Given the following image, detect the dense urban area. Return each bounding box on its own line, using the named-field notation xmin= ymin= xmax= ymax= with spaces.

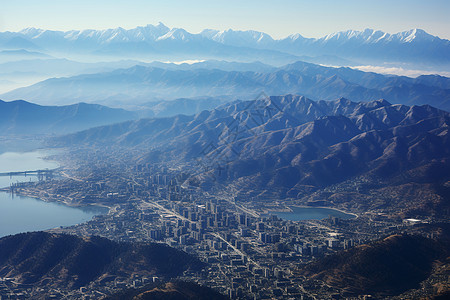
xmin=1 ymin=147 xmax=444 ymax=300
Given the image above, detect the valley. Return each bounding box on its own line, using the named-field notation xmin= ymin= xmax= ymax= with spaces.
xmin=1 ymin=13 xmax=450 ymax=299
xmin=2 ymin=95 xmax=449 ymax=299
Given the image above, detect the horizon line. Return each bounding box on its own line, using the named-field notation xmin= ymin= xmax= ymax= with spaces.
xmin=2 ymin=23 xmax=446 ymax=41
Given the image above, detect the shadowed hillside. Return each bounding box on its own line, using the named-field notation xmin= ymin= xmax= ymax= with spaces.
xmin=297 ymin=234 xmax=449 ymax=297
xmin=0 ymin=232 xmax=203 ymax=290
xmin=108 ymin=281 xmax=229 ymax=300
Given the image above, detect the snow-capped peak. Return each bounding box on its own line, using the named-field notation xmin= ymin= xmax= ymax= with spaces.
xmin=397 ymin=28 xmax=434 ymax=43
xmin=200 ymin=29 xmax=220 ymax=39
xmin=157 ymin=28 xmax=192 ymax=41
xmin=19 ymin=27 xmax=45 ymax=38
xmin=198 ymin=28 xmax=274 ymax=47
xmin=287 ymin=33 xmax=305 ymax=41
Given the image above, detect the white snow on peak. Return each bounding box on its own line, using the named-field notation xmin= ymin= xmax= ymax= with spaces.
xmin=200 ymin=29 xmax=220 ymax=39
xmin=198 ymin=28 xmax=274 ymax=46
xmin=7 ymin=25 xmax=443 ymax=49
xmin=154 ymin=22 xmax=170 ymax=31
xmin=286 ymin=33 xmax=304 ymax=41
xmin=403 ymin=29 xmax=419 ymax=42
xmin=60 ymin=24 xmax=171 ymax=43
xmin=105 ymin=28 xmax=129 ymax=43
xmin=317 ymin=28 xmax=436 ymax=44
xmin=397 ymin=28 xmax=432 ymax=42
xmin=19 ymin=27 xmax=44 ymax=37
xmin=322 ymin=29 xmax=375 ymax=42
xmin=157 ymin=28 xmax=192 ymax=41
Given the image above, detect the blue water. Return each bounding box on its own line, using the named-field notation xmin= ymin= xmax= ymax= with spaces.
xmin=0 ymin=192 xmax=107 ymax=238
xmin=273 ymin=206 xmax=356 ymax=221
xmin=0 ymin=150 xmax=107 ymax=238
xmin=0 ymin=150 xmax=60 ymax=188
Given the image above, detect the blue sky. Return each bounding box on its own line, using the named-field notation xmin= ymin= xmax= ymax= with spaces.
xmin=1 ymin=0 xmax=449 ymax=39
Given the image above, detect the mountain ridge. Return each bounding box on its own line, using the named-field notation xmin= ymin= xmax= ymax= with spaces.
xmin=11 ymin=24 xmax=448 ymax=46
xmin=1 ymin=24 xmax=449 ymax=67
xmin=51 ymin=95 xmax=450 ymax=217
xmin=0 ymin=99 xmax=137 ymax=135
xmin=3 ymin=60 xmax=449 ymax=111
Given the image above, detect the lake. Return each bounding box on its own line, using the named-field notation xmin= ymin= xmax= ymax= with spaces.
xmin=0 ymin=192 xmax=107 ymax=238
xmin=0 ymin=150 xmax=107 ymax=238
xmin=272 ymin=206 xmax=356 ymax=221
xmin=0 ymin=150 xmax=60 ymax=188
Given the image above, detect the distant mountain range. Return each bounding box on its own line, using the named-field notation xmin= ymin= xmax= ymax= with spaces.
xmin=0 ymin=99 xmax=136 ymax=135
xmin=0 ymin=49 xmax=51 ymax=61
xmin=203 ymin=27 xmax=450 ymax=66
xmin=0 ymin=58 xmax=145 ymax=78
xmin=3 ymin=60 xmax=449 ymax=111
xmin=1 ymin=24 xmax=449 ymax=68
xmin=52 ymin=95 xmax=450 ymax=216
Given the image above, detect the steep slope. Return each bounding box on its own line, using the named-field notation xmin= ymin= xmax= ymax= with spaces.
xmin=297 ymin=234 xmax=449 ymax=297
xmin=0 ymin=232 xmax=203 ymax=289
xmin=51 ymin=95 xmax=450 ymax=214
xmin=108 ymin=281 xmax=228 ymax=300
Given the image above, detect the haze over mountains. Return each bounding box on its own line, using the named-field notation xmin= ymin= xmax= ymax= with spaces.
xmin=1 ymin=24 xmax=449 ymax=68
xmin=0 ymin=99 xmax=136 ymax=135
xmin=1 ymin=23 xmax=449 ymax=116
xmin=2 ymin=61 xmax=450 ymax=111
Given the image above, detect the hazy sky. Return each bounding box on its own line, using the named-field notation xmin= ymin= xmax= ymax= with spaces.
xmin=1 ymin=0 xmax=449 ymax=39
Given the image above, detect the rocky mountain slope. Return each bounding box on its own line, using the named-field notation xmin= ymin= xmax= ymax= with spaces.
xmin=52 ymin=95 xmax=450 ymax=216
xmin=0 ymin=232 xmax=202 ymax=290
xmin=108 ymin=281 xmax=228 ymax=300
xmin=297 ymin=233 xmax=449 ymax=298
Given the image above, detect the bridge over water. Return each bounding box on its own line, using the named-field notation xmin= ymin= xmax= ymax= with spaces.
xmin=0 ymin=168 xmax=59 ymax=180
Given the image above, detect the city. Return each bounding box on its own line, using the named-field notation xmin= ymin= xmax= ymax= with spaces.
xmin=1 ymin=146 xmax=442 ymax=299
xmin=1 ymin=2 xmax=450 ymax=299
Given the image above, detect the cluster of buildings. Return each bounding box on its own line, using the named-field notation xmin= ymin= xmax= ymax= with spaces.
xmin=1 ymin=153 xmax=435 ymax=299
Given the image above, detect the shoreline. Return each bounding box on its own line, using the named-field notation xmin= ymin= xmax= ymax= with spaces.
xmin=0 ymin=189 xmax=109 ymax=238
xmin=0 ymin=148 xmax=111 ymax=214
xmin=0 ymin=188 xmax=110 ymax=214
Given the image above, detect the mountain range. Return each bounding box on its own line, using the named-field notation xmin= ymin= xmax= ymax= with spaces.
xmin=0 ymin=99 xmax=136 ymax=135
xmin=1 ymin=24 xmax=449 ymax=69
xmin=52 ymin=95 xmax=450 ymax=216
xmin=2 ymin=60 xmax=450 ymax=111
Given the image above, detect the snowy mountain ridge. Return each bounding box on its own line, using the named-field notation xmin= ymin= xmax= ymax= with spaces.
xmin=11 ymin=23 xmax=445 ymax=45
xmin=1 ymin=24 xmax=448 ymax=67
